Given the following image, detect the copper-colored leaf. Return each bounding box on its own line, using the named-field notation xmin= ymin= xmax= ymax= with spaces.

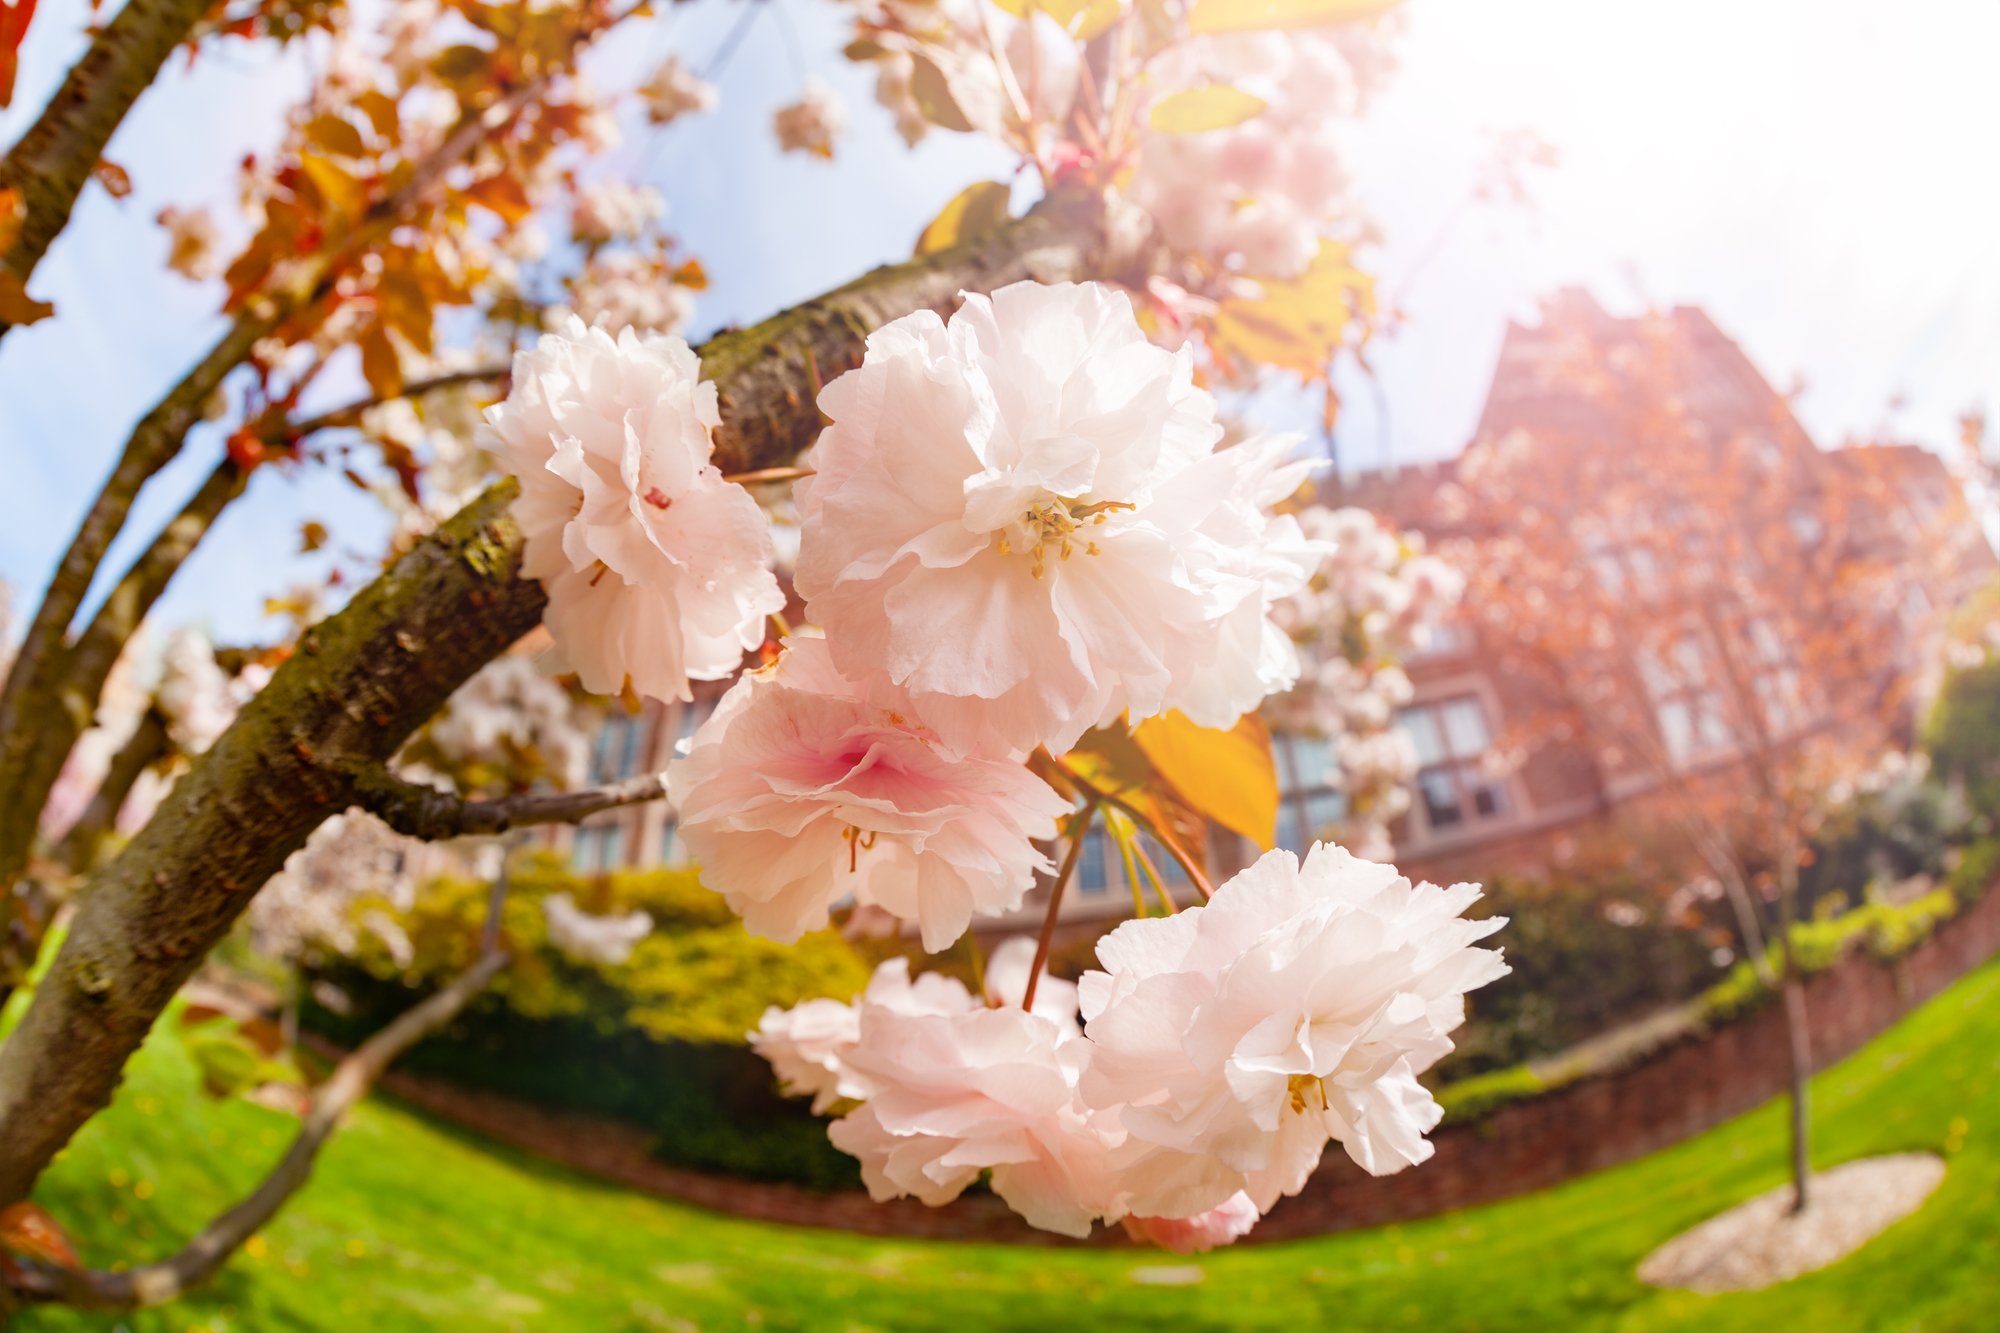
xmin=0 ymin=186 xmax=23 ymax=256
xmin=359 ymin=324 xmax=403 ymax=401
xmin=0 ymin=1202 xmax=78 ymax=1269
xmin=0 ymin=268 xmax=52 ymax=325
xmin=91 ymin=158 xmax=132 ymax=199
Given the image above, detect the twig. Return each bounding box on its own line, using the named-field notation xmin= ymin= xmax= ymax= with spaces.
xmin=1048 ymin=754 xmax=1214 ymax=901
xmin=1022 ymin=806 xmax=1093 ymax=1013
xmin=350 ymin=770 xmax=668 ymax=842
xmin=7 ymin=933 xmax=511 ymax=1310
xmin=288 ymin=366 xmax=512 ymax=439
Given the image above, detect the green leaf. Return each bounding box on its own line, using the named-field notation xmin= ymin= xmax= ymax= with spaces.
xmin=1148 ymin=84 xmax=1267 ymax=134
xmin=1133 ymin=710 xmax=1280 ymax=850
xmin=1187 ymin=0 xmax=1398 ymax=34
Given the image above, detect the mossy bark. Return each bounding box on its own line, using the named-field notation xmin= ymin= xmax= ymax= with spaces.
xmin=0 ymin=187 xmax=1111 ymax=1213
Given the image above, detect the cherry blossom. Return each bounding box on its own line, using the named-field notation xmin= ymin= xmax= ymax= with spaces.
xmin=156 ymin=205 xmax=223 ymax=281
xmin=795 ymin=279 xmax=1315 ymax=755
xmin=570 ymin=180 xmax=666 ymax=246
xmin=1121 ymin=1192 xmax=1261 ymax=1253
xmin=826 ymin=992 xmax=1125 ymax=1237
xmin=542 ymin=892 xmax=653 ymax=966
xmin=639 ymin=55 xmax=718 ymax=126
xmin=491 ymin=318 xmax=784 ymax=703
xmin=667 ymin=638 xmax=1070 ymax=949
xmin=773 ymin=79 xmax=847 ymax=158
xmin=1079 ymin=843 xmax=1508 ymax=1219
xmin=421 ymin=654 xmax=591 ymax=792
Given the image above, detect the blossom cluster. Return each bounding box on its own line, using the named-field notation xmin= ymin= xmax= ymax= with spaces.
xmin=491 ymin=279 xmax=1505 ymax=1246
xmin=1267 ymin=507 xmax=1465 ymax=857
xmin=754 ymin=846 xmax=1507 ymax=1246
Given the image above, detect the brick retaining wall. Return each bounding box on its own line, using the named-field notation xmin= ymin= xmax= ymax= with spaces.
xmin=365 ymin=884 xmax=2000 ymax=1245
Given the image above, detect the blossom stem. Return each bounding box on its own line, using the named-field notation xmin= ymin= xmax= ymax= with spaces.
xmin=1022 ymin=804 xmax=1094 ymax=1013
xmin=1049 ymin=755 xmax=1214 ymax=901
xmin=721 ymin=466 xmax=816 ymax=486
xmin=1131 ymin=838 xmax=1178 ymax=915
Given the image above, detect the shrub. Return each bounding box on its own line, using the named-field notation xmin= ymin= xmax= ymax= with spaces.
xmin=1926 ymin=656 xmax=2000 ymax=821
xmin=306 ymin=853 xmax=873 ymax=1189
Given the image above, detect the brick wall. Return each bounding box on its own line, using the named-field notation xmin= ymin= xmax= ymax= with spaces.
xmin=368 ymin=884 xmax=2000 ymax=1245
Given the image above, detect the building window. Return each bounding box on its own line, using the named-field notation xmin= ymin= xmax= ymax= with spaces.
xmin=1639 ymin=633 xmax=1731 ymax=765
xmin=589 ymin=712 xmax=647 ymax=784
xmin=571 ymin=821 xmax=627 ymax=873
xmin=1274 ymin=733 xmax=1349 ymax=853
xmin=1745 ymin=617 xmax=1808 ymax=735
xmin=1396 ymin=695 xmax=1508 ymax=833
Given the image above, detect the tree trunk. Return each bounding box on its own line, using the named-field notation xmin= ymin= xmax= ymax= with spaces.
xmin=1781 ymin=970 xmax=1813 ymax=1214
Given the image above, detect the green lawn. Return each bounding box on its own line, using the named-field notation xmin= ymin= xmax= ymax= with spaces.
xmin=17 ymin=959 xmax=2000 ymax=1332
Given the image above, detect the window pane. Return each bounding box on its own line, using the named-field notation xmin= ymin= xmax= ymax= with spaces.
xmin=1078 ymin=831 xmax=1109 ymax=895
xmin=1398 ymin=707 xmax=1446 ymax=767
xmin=600 ymin=821 xmax=625 ymax=870
xmin=1465 ymin=767 xmax=1508 ymax=819
xmin=1303 ymin=789 xmax=1348 ymax=836
xmin=1658 ymin=700 xmax=1693 ymax=762
xmin=1441 ymin=697 xmax=1491 ymax=756
xmin=1419 ymin=768 xmax=1463 ymax=828
xmin=1290 ymin=734 xmax=1335 ymax=790
xmin=618 ymin=715 xmax=643 ymax=778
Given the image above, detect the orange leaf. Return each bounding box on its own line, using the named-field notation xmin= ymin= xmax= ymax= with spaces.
xmin=0 ymin=268 xmax=52 ymax=325
xmin=91 ymin=158 xmax=132 ymax=199
xmin=0 ymin=185 xmax=23 ymax=256
xmin=0 ymin=1202 xmax=78 ymax=1269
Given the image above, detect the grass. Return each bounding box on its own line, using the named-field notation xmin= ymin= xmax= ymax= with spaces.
xmin=16 ymin=959 xmax=2000 ymax=1332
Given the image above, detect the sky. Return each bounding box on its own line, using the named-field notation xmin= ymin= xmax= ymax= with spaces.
xmin=1 ymin=0 xmax=1996 ymax=645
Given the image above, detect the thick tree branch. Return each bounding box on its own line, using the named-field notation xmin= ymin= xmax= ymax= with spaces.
xmin=0 ymin=0 xmax=217 ymax=338
xmin=0 ymin=188 xmax=1112 ymax=1211
xmin=7 ymin=946 xmax=509 ymax=1310
xmin=353 ymin=770 xmax=666 ymax=841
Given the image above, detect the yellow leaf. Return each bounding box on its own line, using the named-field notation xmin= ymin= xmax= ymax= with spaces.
xmin=304 ymin=112 xmax=367 ymax=159
xmin=991 ymin=0 xmax=1123 ymax=36
xmin=1133 ymin=710 xmax=1279 ymax=850
xmin=1211 ymin=240 xmax=1374 ymax=381
xmin=915 ymin=180 xmax=1013 ymax=256
xmin=1188 ymin=0 xmax=1398 ymax=34
xmin=1148 ymin=84 xmax=1266 ymax=134
xmin=299 ymin=153 xmax=364 ymax=223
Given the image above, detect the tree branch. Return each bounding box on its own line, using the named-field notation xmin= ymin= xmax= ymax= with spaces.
xmin=0 ymin=73 xmax=570 ymax=897
xmin=0 ymin=0 xmax=217 ymax=338
xmin=289 ymin=366 xmax=513 ymax=440
xmin=6 ymin=945 xmax=509 ymax=1311
xmin=0 ymin=188 xmax=1112 ymax=1212
xmin=0 ymin=458 xmax=246 ymax=923
xmin=352 ymin=770 xmax=666 ymax=841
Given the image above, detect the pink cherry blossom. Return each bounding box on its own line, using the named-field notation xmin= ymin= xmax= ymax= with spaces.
xmin=1079 ymin=843 xmax=1508 ymax=1219
xmin=491 ymin=318 xmax=784 ymax=704
xmin=773 ymin=79 xmax=846 ymax=158
xmin=667 ymin=638 xmax=1072 ymax=949
xmin=827 ymin=999 xmax=1126 ymax=1238
xmin=795 ymin=279 xmax=1313 ymax=755
xmin=1121 ymin=1192 xmax=1260 ymax=1253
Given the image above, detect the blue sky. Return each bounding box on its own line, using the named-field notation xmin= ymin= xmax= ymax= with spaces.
xmin=2 ymin=0 xmax=1995 ymax=645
